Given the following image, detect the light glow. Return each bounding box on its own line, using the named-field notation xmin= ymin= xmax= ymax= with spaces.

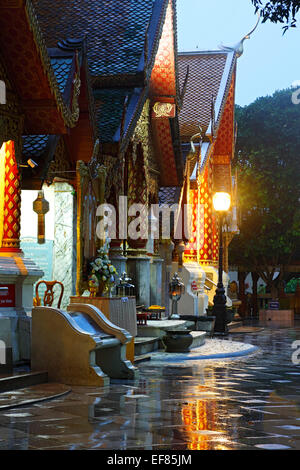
xmin=212 ymin=192 xmax=231 ymax=212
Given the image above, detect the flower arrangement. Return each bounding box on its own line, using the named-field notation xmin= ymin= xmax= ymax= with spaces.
xmin=88 ymin=239 xmax=118 ymax=296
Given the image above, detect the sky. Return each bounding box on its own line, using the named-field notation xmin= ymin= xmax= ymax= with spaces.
xmin=177 ymin=0 xmax=300 ymax=106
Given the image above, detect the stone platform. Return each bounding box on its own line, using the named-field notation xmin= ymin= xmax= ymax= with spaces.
xmin=137 ymin=319 xmax=194 ymax=338
xmin=146 ymin=338 xmax=259 ymax=364
xmin=0 ymin=370 xmax=48 ymax=393
xmin=0 ymin=382 xmax=71 ymax=410
xmin=135 ymin=319 xmax=206 ymax=357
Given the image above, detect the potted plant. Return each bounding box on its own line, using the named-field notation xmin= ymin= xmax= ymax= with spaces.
xmin=88 ymin=239 xmax=118 ymax=297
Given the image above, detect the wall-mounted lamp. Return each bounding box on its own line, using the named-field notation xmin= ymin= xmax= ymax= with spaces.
xmin=18 ymin=159 xmax=38 ymax=169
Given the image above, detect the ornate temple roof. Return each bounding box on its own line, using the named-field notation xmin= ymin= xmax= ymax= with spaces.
xmin=33 ymin=0 xmax=166 ymax=80
xmin=33 ymin=0 xmax=171 ymax=152
xmin=29 ymin=0 xmax=183 ymax=188
xmin=21 ymin=44 xmax=84 ymax=181
xmin=50 ymin=56 xmax=74 ymax=95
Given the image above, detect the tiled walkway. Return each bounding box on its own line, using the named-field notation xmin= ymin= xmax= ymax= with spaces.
xmin=0 ymin=322 xmax=299 ymax=450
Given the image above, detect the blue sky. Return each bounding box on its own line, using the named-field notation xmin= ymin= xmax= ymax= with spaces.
xmin=177 ymin=0 xmax=300 ymax=106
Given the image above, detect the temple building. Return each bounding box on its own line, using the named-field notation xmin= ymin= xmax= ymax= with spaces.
xmin=0 ymin=1 xmax=89 ymax=363
xmin=161 ymin=49 xmax=240 ymax=316
xmin=30 ymin=0 xmax=184 ymax=309
xmin=0 ymin=0 xmax=185 ymax=364
xmin=0 ymin=0 xmax=241 ymax=367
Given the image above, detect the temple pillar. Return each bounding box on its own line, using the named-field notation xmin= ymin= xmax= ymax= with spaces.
xmin=159 ymin=240 xmax=174 ymax=316
xmin=150 ymin=256 xmax=163 ymax=306
xmin=0 ymin=140 xmax=22 ymax=254
xmin=110 ymin=240 xmax=127 ymax=286
xmin=107 ymin=188 xmax=127 ymax=282
xmin=0 ymin=141 xmax=43 ymax=366
xmin=127 ymin=250 xmax=150 ymax=307
xmin=53 ymin=181 xmax=77 ymax=308
xmin=126 ymin=142 xmax=151 ymax=307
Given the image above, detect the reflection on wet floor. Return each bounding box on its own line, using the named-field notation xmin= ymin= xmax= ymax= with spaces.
xmin=0 ymin=322 xmax=299 ymax=450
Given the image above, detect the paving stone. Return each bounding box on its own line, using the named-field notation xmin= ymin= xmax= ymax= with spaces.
xmin=0 ymin=321 xmax=299 ymax=450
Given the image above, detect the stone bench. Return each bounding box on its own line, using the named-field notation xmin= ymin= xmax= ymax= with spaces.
xmin=31 ymin=303 xmax=138 ymax=386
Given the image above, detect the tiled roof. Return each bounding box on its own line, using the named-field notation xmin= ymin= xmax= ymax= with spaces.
xmin=22 ymin=135 xmax=49 ymax=158
xmin=33 ymin=0 xmax=163 ymax=78
xmin=178 ymin=52 xmax=228 ymax=141
xmin=50 ymin=57 xmax=73 ymax=94
xmin=159 ymin=186 xmax=181 ymax=206
xmin=94 ymin=88 xmax=135 ymax=143
xmin=21 ymin=135 xmax=61 ymax=186
xmin=32 ymin=0 xmax=169 ymax=149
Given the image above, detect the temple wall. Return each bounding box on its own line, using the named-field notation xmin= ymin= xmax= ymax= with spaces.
xmin=20 ymin=182 xmax=76 ymax=309
xmin=53 ymin=182 xmax=76 ymax=308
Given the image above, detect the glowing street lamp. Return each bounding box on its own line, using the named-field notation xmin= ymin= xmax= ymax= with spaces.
xmin=212 ymin=191 xmax=231 ymax=335
xmin=212 ymin=192 xmax=231 ymax=212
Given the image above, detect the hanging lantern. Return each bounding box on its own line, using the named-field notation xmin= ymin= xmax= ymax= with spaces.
xmin=33 ymin=190 xmax=49 ymax=244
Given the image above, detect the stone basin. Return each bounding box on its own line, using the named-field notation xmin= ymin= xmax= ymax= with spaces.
xmin=162 ymin=329 xmax=193 ymax=353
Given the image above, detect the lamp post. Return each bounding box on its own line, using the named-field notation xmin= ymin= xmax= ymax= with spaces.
xmin=212 ymin=192 xmax=231 ymax=335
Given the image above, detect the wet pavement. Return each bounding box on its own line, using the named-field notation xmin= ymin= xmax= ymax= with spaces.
xmin=0 ymin=322 xmax=299 ymax=450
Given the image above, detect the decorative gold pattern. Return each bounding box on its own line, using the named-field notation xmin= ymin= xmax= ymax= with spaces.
xmin=0 ymin=141 xmax=22 ymax=252
xmin=76 ymin=141 xmax=107 ymax=295
xmin=153 ymin=102 xmax=174 ymax=118
xmin=47 ymin=137 xmax=72 ymax=179
xmin=131 ymin=99 xmax=158 ymax=201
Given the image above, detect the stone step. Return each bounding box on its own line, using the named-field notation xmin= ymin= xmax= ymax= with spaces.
xmin=134 ymin=354 xmax=152 ymax=364
xmin=190 ymin=331 xmax=206 ymax=348
xmin=0 ymin=371 xmax=48 ymax=393
xmin=137 ymin=319 xmax=195 ymax=339
xmin=0 ymin=382 xmax=71 ymax=410
xmin=134 ymin=330 xmax=206 ymax=357
xmin=135 ymin=337 xmax=160 ymax=356
xmin=228 ymin=321 xmax=243 ymax=330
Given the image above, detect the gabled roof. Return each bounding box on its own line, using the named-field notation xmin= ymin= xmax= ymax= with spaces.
xmin=33 ymin=0 xmax=170 ymax=152
xmin=22 ymin=135 xmax=49 ymax=159
xmin=178 ymin=50 xmax=237 ymax=172
xmin=178 ymin=51 xmax=236 ymax=142
xmin=50 ymin=56 xmax=74 ymax=95
xmin=20 ymin=40 xmax=86 ymax=186
xmin=32 ymin=0 xmax=183 ymax=187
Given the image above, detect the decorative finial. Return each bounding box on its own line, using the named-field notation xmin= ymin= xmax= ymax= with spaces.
xmin=190 ymin=126 xmax=204 ymax=154
xmin=218 ymin=12 xmax=260 ymax=58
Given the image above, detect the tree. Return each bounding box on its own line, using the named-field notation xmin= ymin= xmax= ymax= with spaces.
xmin=230 ymin=88 xmax=300 ymax=300
xmin=251 ymin=0 xmax=300 ymax=32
